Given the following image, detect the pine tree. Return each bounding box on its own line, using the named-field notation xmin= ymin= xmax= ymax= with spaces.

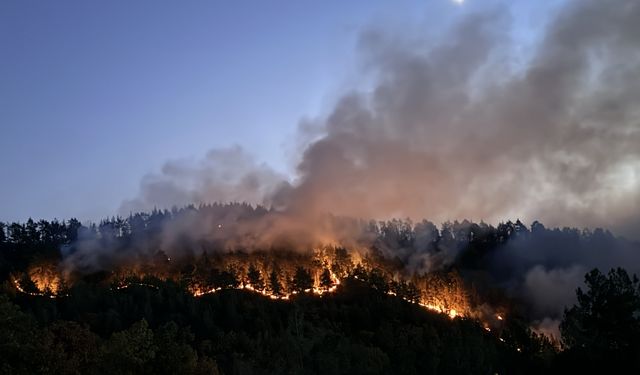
xmin=247 ymin=264 xmax=264 ymax=290
xmin=292 ymin=267 xmax=313 ymax=293
xmin=269 ymin=267 xmax=283 ymax=296
xmin=320 ymin=268 xmax=333 ymax=289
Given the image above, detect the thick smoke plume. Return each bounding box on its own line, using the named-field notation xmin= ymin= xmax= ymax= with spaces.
xmin=109 ymin=0 xmax=640 ymax=334
xmin=124 ymin=0 xmax=640 ymax=239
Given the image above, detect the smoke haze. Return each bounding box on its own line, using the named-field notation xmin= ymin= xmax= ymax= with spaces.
xmin=123 ymin=0 xmax=640 ymax=240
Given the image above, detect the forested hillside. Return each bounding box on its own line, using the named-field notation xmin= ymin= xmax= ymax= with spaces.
xmin=1 ymin=205 xmax=639 ymax=374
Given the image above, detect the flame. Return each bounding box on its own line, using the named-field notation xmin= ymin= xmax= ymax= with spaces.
xmin=8 ymin=247 xmax=522 ymax=350
xmin=9 ymin=260 xmax=522 ymax=353
xmin=11 ymin=276 xmax=57 ymax=299
xmin=28 ymin=264 xmax=61 ymax=295
xmin=418 ymin=302 xmax=461 ymax=319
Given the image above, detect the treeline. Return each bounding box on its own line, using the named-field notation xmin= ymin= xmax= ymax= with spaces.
xmin=2 ymin=205 xmax=640 ymax=373
xmin=0 ymin=202 xmax=631 ymax=277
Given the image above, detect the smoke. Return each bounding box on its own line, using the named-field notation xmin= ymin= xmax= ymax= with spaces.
xmin=523 ymin=265 xmax=584 ymax=319
xmin=276 ymin=0 xmax=640 ymax=236
xmin=124 ymin=0 xmax=640 ymax=240
xmin=532 ymin=317 xmax=562 ymax=343
xmin=100 ymin=0 xmax=640 ymax=327
xmin=120 ymin=146 xmax=287 ymax=214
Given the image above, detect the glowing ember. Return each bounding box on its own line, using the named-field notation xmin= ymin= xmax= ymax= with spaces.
xmin=115 ymin=282 xmax=160 ymax=291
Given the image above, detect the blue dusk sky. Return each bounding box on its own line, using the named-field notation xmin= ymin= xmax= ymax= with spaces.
xmin=1 ymin=0 xmax=564 ymax=222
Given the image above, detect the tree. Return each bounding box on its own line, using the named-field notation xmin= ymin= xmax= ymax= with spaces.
xmin=368 ymin=268 xmax=389 ymax=294
xmin=560 ymin=268 xmax=640 ymax=371
xmin=25 ymin=218 xmax=38 ymax=244
xmin=0 ymin=295 xmax=48 ymax=373
xmin=331 ymin=247 xmax=352 ymax=278
xmin=219 ymin=268 xmax=240 ymax=289
xmin=0 ymin=222 xmax=7 ymax=245
xmin=320 ymin=268 xmax=333 ymax=289
xmin=44 ymin=321 xmax=100 ymax=374
xmin=292 ymin=267 xmax=313 ymax=293
xmin=561 ymin=268 xmax=640 ymax=348
xmin=151 ymin=322 xmax=198 ymax=374
xmin=268 ymin=267 xmax=283 ymax=297
xmin=247 ymin=264 xmax=264 ymax=290
xmin=99 ymin=320 xmax=156 ymax=375
xmin=8 ymin=222 xmax=26 ymax=245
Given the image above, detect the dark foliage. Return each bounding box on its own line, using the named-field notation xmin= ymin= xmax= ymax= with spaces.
xmin=556 ymin=268 xmax=640 ymax=373
xmin=1 ymin=206 xmax=639 ymax=373
xmin=1 ymin=278 xmax=551 ymax=375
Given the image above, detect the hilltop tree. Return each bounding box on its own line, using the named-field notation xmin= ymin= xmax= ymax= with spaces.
xmin=331 ymin=247 xmax=352 ymax=278
xmin=268 ymin=267 xmax=283 ymax=297
xmin=247 ymin=264 xmax=264 ymax=290
xmin=218 ymin=268 xmax=240 ymax=289
xmin=320 ymin=268 xmax=333 ymax=289
xmin=292 ymin=267 xmax=313 ymax=293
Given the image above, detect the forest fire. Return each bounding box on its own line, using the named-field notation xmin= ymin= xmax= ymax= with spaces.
xmin=8 ymin=213 xmax=593 ymax=369
xmin=190 ymin=262 xmax=342 ymax=301
xmin=4 ymin=0 xmax=640 ymax=371
xmin=28 ymin=263 xmax=62 ymax=294
xmin=11 ymin=276 xmax=56 ymax=298
xmin=10 ymin=247 xmax=487 ymax=324
xmin=9 ymin=262 xmax=63 ymax=298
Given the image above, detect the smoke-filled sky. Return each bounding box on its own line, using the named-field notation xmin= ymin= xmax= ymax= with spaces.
xmin=2 ymin=0 xmax=639 ymax=239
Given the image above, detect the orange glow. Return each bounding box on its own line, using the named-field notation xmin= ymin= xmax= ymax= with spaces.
xmin=7 ymin=247 xmax=518 ymax=348
xmin=11 ymin=276 xmax=57 ymax=298
xmin=28 ymin=264 xmax=62 ymax=295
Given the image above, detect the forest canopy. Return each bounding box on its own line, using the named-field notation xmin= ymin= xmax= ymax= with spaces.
xmin=1 ymin=204 xmax=640 ymax=373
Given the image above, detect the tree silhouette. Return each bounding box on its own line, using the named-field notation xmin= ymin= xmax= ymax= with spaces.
xmin=292 ymin=267 xmax=313 ymax=293
xmin=268 ymin=267 xmax=283 ymax=297
xmin=560 ymin=268 xmax=640 ymax=371
xmin=320 ymin=268 xmax=333 ymax=289
xmin=247 ymin=264 xmax=264 ymax=290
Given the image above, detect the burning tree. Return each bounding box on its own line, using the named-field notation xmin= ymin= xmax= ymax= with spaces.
xmin=17 ymin=260 xmax=64 ymax=296
xmin=247 ymin=264 xmax=264 ymax=290
xmin=292 ymin=266 xmax=313 ymax=293
xmin=268 ymin=266 xmax=284 ymax=297
xmin=320 ymin=268 xmax=333 ymax=289
xmin=420 ymin=270 xmax=470 ymax=317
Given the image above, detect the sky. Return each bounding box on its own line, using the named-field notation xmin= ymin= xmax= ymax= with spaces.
xmin=1 ymin=0 xmax=572 ymax=223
